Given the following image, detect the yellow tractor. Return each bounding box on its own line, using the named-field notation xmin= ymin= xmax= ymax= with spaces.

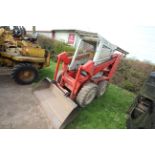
xmin=0 ymin=26 xmax=50 ymax=84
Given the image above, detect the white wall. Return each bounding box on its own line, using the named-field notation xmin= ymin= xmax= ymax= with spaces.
xmin=55 ymin=32 xmax=80 ymax=48
xmin=27 ymin=31 xmax=81 ymax=48
xmin=55 ymin=32 xmax=70 ymax=43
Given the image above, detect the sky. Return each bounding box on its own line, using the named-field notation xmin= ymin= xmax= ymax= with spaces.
xmin=2 ymin=0 xmax=155 ymax=63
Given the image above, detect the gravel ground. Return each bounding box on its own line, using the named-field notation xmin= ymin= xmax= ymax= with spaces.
xmin=0 ymin=75 xmax=50 ymax=129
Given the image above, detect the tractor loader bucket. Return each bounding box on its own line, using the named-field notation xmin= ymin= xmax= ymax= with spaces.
xmin=33 ymin=78 xmax=78 ymax=129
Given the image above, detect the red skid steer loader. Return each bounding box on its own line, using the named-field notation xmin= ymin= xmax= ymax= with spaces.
xmin=33 ymin=34 xmax=128 ymax=128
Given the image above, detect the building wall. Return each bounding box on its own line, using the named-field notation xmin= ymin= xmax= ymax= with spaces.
xmin=54 ymin=31 xmax=80 ymax=48
xmin=54 ymin=32 xmax=70 ymax=43
xmin=27 ymin=30 xmax=81 ymax=48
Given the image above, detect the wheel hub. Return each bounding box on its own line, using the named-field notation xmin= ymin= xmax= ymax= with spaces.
xmin=19 ymin=70 xmax=35 ymax=82
xmin=85 ymin=89 xmax=96 ymax=105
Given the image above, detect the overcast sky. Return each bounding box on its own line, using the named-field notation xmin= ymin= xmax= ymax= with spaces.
xmin=2 ymin=0 xmax=155 ymax=63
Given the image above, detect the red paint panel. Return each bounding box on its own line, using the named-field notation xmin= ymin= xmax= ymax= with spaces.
xmin=55 ymin=52 xmax=122 ymax=100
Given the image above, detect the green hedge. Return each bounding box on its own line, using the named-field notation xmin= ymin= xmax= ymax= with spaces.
xmin=37 ymin=35 xmax=75 ymax=60
xmin=112 ymin=58 xmax=155 ymax=93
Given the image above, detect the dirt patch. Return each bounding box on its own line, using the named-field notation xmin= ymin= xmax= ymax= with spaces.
xmin=0 ymin=75 xmax=50 ymax=129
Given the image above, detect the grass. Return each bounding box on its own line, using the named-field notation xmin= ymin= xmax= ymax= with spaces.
xmin=39 ymin=60 xmax=135 ymax=129
xmin=66 ymin=85 xmax=134 ymax=129
xmin=39 ymin=61 xmax=56 ymax=80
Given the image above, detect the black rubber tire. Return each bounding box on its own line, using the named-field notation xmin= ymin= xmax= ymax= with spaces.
xmin=11 ymin=63 xmax=38 ymax=85
xmin=56 ymin=70 xmax=63 ymax=83
xmin=76 ymin=82 xmax=98 ymax=107
xmin=96 ymin=81 xmax=108 ymax=97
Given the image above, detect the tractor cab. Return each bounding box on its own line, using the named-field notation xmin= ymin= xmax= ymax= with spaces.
xmin=69 ymin=35 xmax=117 ymax=70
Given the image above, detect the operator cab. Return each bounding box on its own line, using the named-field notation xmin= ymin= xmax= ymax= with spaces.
xmin=69 ymin=35 xmax=117 ymax=70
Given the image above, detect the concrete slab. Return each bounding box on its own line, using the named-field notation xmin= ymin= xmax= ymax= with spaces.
xmin=0 ymin=75 xmax=50 ymax=129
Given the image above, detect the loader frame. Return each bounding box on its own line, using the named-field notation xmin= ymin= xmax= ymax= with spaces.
xmin=54 ymin=52 xmax=122 ymax=100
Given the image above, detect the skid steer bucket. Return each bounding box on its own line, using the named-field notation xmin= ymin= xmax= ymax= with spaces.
xmin=33 ymin=78 xmax=78 ymax=129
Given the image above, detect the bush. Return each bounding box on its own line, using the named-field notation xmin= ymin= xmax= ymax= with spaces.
xmin=112 ymin=58 xmax=155 ymax=93
xmin=37 ymin=35 xmax=54 ymax=52
xmin=37 ymin=35 xmax=75 ymax=60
